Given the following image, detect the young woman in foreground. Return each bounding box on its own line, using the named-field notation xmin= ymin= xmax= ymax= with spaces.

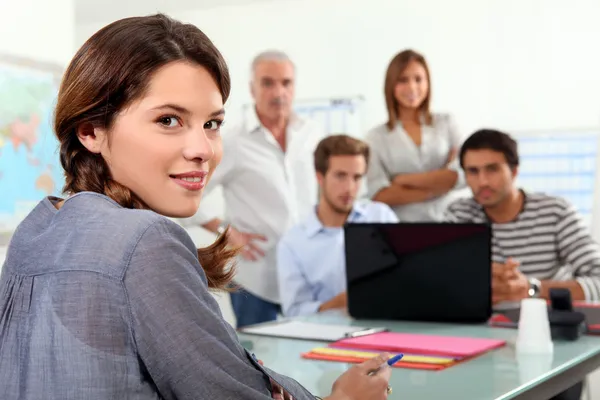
xmin=0 ymin=14 xmax=392 ymax=400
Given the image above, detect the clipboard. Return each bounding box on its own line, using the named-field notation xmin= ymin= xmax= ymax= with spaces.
xmin=238 ymin=320 xmax=388 ymax=342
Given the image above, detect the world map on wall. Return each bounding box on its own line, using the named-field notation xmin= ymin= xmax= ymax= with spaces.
xmin=0 ymin=58 xmax=64 ymax=234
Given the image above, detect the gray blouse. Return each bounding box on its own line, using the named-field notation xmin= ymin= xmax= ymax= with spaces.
xmin=365 ymin=113 xmax=466 ymax=222
xmin=0 ymin=192 xmax=314 ymax=400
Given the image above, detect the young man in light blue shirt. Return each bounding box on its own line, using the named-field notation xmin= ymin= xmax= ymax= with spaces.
xmin=277 ymin=135 xmax=398 ymax=317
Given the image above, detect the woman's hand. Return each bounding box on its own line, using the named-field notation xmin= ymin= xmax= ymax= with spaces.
xmin=259 ymin=355 xmax=393 ymax=400
xmin=270 ymin=379 xmax=293 ymax=400
xmin=258 ymin=360 xmax=294 ymax=400
xmin=392 ymin=174 xmax=407 ymax=186
xmin=325 ymin=354 xmax=392 ymax=400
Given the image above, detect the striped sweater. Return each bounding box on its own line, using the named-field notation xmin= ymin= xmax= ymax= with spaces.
xmin=444 ymin=191 xmax=600 ymax=301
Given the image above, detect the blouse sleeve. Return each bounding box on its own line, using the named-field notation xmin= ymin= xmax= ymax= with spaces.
xmin=444 ymin=114 xmax=466 ymax=188
xmin=366 ymin=130 xmax=393 ymax=199
xmin=123 ymin=218 xmax=312 ymax=400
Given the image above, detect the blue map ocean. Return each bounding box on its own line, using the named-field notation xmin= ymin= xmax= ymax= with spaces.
xmin=0 ymin=63 xmax=64 ymax=229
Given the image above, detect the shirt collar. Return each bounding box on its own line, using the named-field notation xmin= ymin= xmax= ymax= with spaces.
xmin=244 ymin=106 xmax=303 ymax=134
xmin=244 ymin=106 xmax=263 ymax=133
xmin=480 ymin=188 xmax=528 ymax=223
xmin=304 ymin=201 xmax=368 ymax=238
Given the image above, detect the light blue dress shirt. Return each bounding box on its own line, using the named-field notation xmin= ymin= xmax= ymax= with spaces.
xmin=276 ymin=200 xmax=398 ymax=317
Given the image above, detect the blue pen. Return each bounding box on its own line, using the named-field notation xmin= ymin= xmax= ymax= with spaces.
xmin=368 ymin=354 xmax=404 ymax=375
xmin=386 ymin=354 xmax=404 ymax=366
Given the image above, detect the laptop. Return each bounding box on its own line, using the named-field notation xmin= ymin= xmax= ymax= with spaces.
xmin=344 ymin=222 xmax=492 ymax=323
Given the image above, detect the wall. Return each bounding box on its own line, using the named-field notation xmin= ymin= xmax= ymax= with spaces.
xmin=0 ymin=0 xmax=75 ymax=268
xmin=174 ymin=0 xmax=600 ymax=133
xmin=1 ymin=0 xmax=74 ymax=66
xmin=76 ymin=0 xmax=600 ymax=136
xmin=76 ymin=0 xmax=600 ymax=246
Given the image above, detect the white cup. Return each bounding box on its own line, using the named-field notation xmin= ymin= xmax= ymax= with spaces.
xmin=516 ymin=298 xmax=553 ymax=355
xmin=516 ymin=352 xmax=554 ymax=384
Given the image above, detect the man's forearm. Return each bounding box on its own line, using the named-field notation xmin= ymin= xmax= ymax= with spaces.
xmin=318 ymin=293 xmax=347 ymax=312
xmin=541 ymin=280 xmax=585 ymax=301
xmin=201 ymin=218 xmax=223 ymax=234
xmin=394 ymin=169 xmax=458 ymax=195
xmin=318 ymin=298 xmax=341 ymax=313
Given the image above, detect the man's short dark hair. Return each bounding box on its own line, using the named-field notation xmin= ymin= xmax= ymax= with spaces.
xmin=459 ymin=129 xmax=519 ymax=169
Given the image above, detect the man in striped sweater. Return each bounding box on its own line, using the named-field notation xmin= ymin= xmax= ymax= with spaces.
xmin=446 ymin=128 xmax=595 ymax=400
xmin=445 ymin=129 xmax=600 ymax=306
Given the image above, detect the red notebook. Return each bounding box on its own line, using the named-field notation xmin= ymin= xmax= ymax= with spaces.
xmin=333 ymin=332 xmax=506 ymax=358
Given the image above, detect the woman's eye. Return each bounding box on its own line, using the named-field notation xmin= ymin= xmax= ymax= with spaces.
xmin=204 ymin=120 xmax=223 ymax=130
xmin=158 ymin=116 xmax=180 ymax=128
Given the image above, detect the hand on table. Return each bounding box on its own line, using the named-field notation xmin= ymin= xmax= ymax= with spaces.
xmin=226 ymin=227 xmax=267 ymax=261
xmin=492 ymin=258 xmax=529 ymax=304
xmin=259 ymin=354 xmax=393 ymax=400
xmin=326 ymin=354 xmax=393 ymax=400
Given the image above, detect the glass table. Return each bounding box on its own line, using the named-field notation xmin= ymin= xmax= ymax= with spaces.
xmin=238 ymin=312 xmax=600 ymax=399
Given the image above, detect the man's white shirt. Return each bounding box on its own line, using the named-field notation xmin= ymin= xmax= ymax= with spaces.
xmin=182 ymin=109 xmax=326 ymax=303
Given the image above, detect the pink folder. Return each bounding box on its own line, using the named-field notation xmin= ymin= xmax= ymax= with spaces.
xmin=334 ymin=332 xmax=506 ymax=358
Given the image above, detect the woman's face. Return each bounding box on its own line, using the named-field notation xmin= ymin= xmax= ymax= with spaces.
xmin=393 ymin=60 xmax=429 ymax=111
xmin=81 ymin=61 xmax=225 ymax=218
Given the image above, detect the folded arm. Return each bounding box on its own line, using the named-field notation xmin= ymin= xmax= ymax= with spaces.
xmin=372 ymin=185 xmax=435 ymax=206
xmin=392 ymin=144 xmax=459 ymax=196
xmin=367 ymin=145 xmax=435 ymax=206
xmin=392 ymin=169 xmax=458 ymax=196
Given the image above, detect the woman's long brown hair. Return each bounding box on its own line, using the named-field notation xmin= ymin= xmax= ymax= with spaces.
xmin=384 ymin=49 xmax=432 ymax=131
xmin=54 ymin=14 xmax=236 ymax=289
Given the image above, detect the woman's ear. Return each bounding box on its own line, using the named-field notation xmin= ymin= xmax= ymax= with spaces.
xmin=76 ymin=122 xmax=107 ymax=154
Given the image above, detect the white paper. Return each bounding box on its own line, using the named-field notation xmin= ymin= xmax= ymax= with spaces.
xmin=239 ymin=321 xmax=369 ymax=342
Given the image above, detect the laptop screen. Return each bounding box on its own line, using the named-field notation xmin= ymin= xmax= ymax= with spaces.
xmin=344 ymin=222 xmax=492 ymax=323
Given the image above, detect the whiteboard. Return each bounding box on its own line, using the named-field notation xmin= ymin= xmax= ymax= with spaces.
xmin=294 ymin=96 xmax=366 ymax=137
xmin=513 ymin=129 xmax=600 ymax=238
xmin=243 ymin=96 xmax=366 ymax=137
